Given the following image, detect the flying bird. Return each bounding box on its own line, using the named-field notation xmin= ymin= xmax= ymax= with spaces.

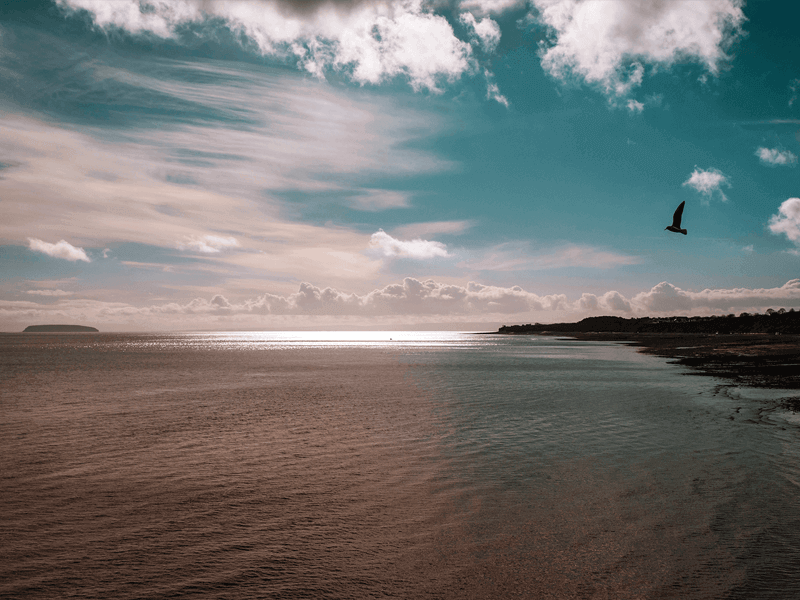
xmin=665 ymin=201 xmax=687 ymax=235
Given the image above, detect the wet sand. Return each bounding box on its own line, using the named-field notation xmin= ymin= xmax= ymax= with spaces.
xmin=538 ymin=332 xmax=800 ymax=401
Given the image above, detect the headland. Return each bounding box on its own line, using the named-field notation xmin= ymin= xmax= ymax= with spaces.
xmin=498 ymin=311 xmax=800 ymax=393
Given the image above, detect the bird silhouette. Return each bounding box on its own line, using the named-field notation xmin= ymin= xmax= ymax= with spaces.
xmin=665 ymin=201 xmax=687 ymax=235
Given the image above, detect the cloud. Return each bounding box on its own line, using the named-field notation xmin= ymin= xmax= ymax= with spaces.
xmin=577 ymin=290 xmax=632 ymax=312
xmin=460 ymin=12 xmax=501 ymax=53
xmin=369 ymin=229 xmax=450 ymax=259
xmin=0 ymin=75 xmax=446 ymax=288
xmin=532 ymin=0 xmax=746 ymax=100
xmin=104 ymin=278 xmax=569 ymax=317
xmin=683 ymin=167 xmax=730 ymax=202
xmin=460 ymin=0 xmax=526 ymax=16
xmin=768 ymin=198 xmax=800 ymax=245
xmin=484 ymin=68 xmax=509 ymax=106
xmin=392 ymin=220 xmax=474 ymax=239
xmin=756 ymin=147 xmax=798 ymax=167
xmin=348 ymin=189 xmax=412 ymax=210
xmin=176 ymin=235 xmax=240 ymax=253
xmin=460 ymin=242 xmax=640 ymax=271
xmin=790 ymin=78 xmax=800 ymax=107
xmin=626 ymin=99 xmax=644 ymax=113
xmin=27 ymin=238 xmax=91 ymax=262
xmin=56 ymin=0 xmax=477 ymax=93
xmin=9 ymin=278 xmax=800 ymax=332
xmin=25 ymin=289 xmax=74 ymax=296
xmin=633 ymin=280 xmax=800 ymax=313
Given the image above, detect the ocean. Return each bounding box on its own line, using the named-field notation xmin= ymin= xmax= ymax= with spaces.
xmin=2 ymin=331 xmax=799 ymax=599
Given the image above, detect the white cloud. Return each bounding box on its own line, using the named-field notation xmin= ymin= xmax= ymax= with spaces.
xmin=532 ymin=0 xmax=746 ymax=100
xmin=577 ymin=290 xmax=632 ymax=312
xmin=460 ymin=12 xmax=501 ymax=53
xmin=769 ymin=198 xmax=800 ymax=245
xmin=176 ymin=235 xmax=240 ymax=253
xmin=683 ymin=167 xmax=730 ymax=202
xmin=27 ymin=238 xmax=91 ymax=262
xmin=113 ymin=278 xmax=569 ymax=316
xmin=626 ymin=99 xmax=644 ymax=113
xmin=369 ymin=229 xmax=450 ymax=259
xmin=633 ymin=280 xmax=800 ymax=313
xmin=7 ymin=278 xmax=800 ymax=331
xmin=756 ymin=147 xmax=798 ymax=167
xmin=57 ymin=0 xmax=476 ymax=93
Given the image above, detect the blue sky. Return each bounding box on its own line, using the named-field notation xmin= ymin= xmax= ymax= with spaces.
xmin=1 ymin=0 xmax=799 ymax=331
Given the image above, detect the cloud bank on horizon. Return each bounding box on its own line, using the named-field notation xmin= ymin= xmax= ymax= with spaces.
xmin=2 ymin=0 xmax=800 ymax=330
xmin=4 ymin=278 xmax=800 ymax=331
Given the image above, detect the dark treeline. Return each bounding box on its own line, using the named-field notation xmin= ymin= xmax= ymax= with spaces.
xmin=499 ymin=309 xmax=800 ymax=335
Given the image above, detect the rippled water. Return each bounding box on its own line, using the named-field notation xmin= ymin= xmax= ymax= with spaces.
xmin=2 ymin=332 xmax=799 ymax=598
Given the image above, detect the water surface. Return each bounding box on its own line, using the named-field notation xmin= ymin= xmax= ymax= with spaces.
xmin=2 ymin=332 xmax=799 ymax=598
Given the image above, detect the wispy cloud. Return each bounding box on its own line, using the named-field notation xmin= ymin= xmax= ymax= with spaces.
xmin=0 ymin=64 xmax=449 ymax=288
xmin=25 ymin=289 xmax=74 ymax=296
xmin=392 ymin=220 xmax=474 ymax=239
xmin=27 ymin=238 xmax=91 ymax=262
xmin=369 ymin=230 xmax=449 ymax=259
xmin=756 ymin=147 xmax=797 ymax=167
xmin=790 ymin=78 xmax=800 ymax=107
xmin=460 ymin=242 xmax=640 ymax=272
xmin=683 ymin=167 xmax=730 ymax=202
xmin=768 ymin=198 xmax=800 ymax=245
xmin=532 ymin=0 xmax=746 ymax=101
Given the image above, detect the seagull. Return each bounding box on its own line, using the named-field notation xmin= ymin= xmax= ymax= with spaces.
xmin=665 ymin=201 xmax=687 ymax=235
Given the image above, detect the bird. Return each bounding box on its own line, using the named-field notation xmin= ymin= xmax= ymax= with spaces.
xmin=665 ymin=201 xmax=687 ymax=235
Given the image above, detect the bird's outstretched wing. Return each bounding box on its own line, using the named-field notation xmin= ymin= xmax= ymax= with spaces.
xmin=672 ymin=201 xmax=685 ymax=228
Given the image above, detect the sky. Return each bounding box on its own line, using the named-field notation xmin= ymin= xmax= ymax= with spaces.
xmin=1 ymin=0 xmax=799 ymax=331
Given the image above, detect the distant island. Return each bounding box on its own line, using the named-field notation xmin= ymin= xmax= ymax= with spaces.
xmin=499 ymin=309 xmax=800 ymax=335
xmin=23 ymin=325 xmax=99 ymax=333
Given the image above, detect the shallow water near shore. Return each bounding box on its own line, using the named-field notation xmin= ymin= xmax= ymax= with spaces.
xmin=2 ymin=332 xmax=800 ymax=598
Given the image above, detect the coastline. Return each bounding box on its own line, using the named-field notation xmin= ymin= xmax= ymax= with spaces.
xmin=524 ymin=331 xmax=800 ymax=401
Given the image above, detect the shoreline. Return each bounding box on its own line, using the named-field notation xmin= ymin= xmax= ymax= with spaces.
xmin=523 ymin=331 xmax=800 ymax=401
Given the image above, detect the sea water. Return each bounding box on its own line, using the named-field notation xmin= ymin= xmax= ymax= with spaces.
xmin=2 ymin=332 xmax=799 ymax=598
